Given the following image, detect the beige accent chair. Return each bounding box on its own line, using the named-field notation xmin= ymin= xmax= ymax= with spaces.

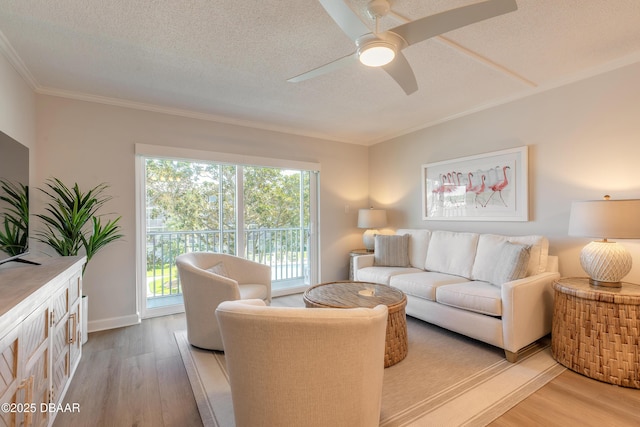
xmin=175 ymin=252 xmax=271 ymax=351
xmin=215 ymin=299 xmax=388 ymax=427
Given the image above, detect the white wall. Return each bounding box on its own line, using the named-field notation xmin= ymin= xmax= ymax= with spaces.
xmin=35 ymin=96 xmax=369 ymax=329
xmin=369 ymin=61 xmax=640 ymax=284
xmin=0 ymin=53 xmax=36 ymax=173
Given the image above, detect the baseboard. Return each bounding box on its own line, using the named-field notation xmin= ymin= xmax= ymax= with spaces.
xmin=87 ymin=313 xmax=141 ymax=333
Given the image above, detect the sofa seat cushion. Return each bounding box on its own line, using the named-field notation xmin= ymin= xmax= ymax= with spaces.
xmin=356 ymin=266 xmax=422 ymax=285
xmin=390 ymin=272 xmax=469 ymax=301
xmin=424 ymin=231 xmax=479 ymax=278
xmin=435 ymin=281 xmax=502 ymax=316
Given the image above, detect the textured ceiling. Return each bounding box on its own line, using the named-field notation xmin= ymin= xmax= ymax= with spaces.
xmin=1 ymin=0 xmax=640 ymax=145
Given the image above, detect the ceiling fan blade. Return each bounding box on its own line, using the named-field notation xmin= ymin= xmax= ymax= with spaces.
xmin=382 ymin=52 xmax=418 ymax=95
xmin=391 ymin=0 xmax=517 ymax=46
xmin=318 ymin=0 xmax=372 ymax=42
xmin=287 ymin=53 xmax=356 ymax=83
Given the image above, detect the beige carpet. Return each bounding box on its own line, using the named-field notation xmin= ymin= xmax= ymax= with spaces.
xmin=176 ymin=295 xmax=565 ymax=427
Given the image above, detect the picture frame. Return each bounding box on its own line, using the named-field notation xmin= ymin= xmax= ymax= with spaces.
xmin=422 ymin=146 xmax=528 ymax=221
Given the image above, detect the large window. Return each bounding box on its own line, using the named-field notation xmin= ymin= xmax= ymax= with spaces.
xmin=136 ymin=145 xmax=319 ymax=318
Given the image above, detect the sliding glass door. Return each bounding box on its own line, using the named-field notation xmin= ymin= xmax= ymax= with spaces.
xmin=138 ymin=150 xmax=319 ymax=318
xmin=243 ymin=166 xmax=313 ymax=292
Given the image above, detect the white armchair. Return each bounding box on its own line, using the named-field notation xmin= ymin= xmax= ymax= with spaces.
xmin=215 ymin=299 xmax=388 ymax=427
xmin=175 ymin=252 xmax=271 ymax=351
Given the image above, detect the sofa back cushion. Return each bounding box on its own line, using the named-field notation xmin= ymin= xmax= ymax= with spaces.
xmin=424 ymin=231 xmax=479 ymax=278
xmin=396 ymin=229 xmax=431 ymax=269
xmin=471 ymin=234 xmax=549 ymax=282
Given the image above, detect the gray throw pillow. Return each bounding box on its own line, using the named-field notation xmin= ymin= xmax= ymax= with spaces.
xmin=374 ymin=234 xmax=410 ymax=267
xmin=491 ymin=242 xmax=531 ymax=287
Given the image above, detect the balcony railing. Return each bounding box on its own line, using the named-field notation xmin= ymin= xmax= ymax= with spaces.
xmin=146 ymin=227 xmax=309 ymax=301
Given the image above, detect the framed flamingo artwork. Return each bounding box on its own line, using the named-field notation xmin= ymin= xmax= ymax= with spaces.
xmin=422 ymin=146 xmax=528 ymax=221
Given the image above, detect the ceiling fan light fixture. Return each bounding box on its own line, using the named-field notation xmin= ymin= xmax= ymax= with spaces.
xmin=358 ymin=41 xmax=396 ymax=67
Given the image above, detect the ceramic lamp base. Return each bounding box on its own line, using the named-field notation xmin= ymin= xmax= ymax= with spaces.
xmin=362 ymin=229 xmax=379 ymax=251
xmin=580 ymin=240 xmax=631 ymax=288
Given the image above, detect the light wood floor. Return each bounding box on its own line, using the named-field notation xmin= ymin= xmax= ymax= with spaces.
xmin=55 ymin=301 xmax=640 ymax=427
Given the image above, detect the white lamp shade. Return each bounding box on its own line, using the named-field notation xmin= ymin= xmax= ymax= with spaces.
xmin=357 ymin=209 xmax=387 ymax=229
xmin=568 ymin=199 xmax=640 ymax=239
xmin=358 ymin=208 xmax=387 ymax=251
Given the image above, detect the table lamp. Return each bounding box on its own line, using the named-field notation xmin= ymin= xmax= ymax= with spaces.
xmin=357 ymin=208 xmax=387 ymax=251
xmin=568 ymin=195 xmax=640 ymax=287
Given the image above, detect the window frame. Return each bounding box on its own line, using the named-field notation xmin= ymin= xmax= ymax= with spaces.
xmin=135 ymin=144 xmax=321 ymax=319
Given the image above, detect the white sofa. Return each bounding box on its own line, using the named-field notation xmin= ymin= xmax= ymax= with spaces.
xmin=353 ymin=229 xmax=560 ymax=362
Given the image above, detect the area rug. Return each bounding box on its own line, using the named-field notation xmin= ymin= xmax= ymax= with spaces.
xmin=176 ymin=297 xmax=565 ymax=427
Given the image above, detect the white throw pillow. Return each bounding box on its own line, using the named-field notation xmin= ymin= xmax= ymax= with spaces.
xmin=374 ymin=234 xmax=410 ymax=267
xmin=207 ymin=262 xmax=229 ymax=277
xmin=490 ymin=242 xmax=531 ymax=287
xmin=472 ymin=234 xmax=549 ymax=281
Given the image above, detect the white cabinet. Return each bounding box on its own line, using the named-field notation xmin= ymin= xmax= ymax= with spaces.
xmin=50 ymin=268 xmax=82 ymax=407
xmin=0 ymin=256 xmax=85 ymax=427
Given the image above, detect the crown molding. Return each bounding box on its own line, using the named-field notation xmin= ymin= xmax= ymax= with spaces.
xmin=34 ymin=86 xmax=367 ymax=146
xmin=28 ymin=83 xmax=369 ymax=147
xmin=0 ymin=29 xmax=39 ymax=89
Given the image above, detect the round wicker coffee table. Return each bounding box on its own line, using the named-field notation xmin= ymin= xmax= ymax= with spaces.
xmin=551 ymin=277 xmax=640 ymax=389
xmin=303 ymin=281 xmax=408 ymax=367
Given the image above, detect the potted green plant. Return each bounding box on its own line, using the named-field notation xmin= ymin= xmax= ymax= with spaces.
xmin=36 ymin=178 xmax=123 ymax=343
xmin=36 ymin=178 xmax=123 ymax=269
xmin=0 ymin=179 xmax=29 ymax=256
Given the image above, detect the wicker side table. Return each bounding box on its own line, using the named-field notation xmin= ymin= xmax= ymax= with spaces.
xmin=303 ymin=281 xmax=408 ymax=367
xmin=551 ymin=277 xmax=640 ymax=389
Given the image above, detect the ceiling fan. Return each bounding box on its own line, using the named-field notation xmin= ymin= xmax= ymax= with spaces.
xmin=288 ymin=0 xmax=518 ymax=95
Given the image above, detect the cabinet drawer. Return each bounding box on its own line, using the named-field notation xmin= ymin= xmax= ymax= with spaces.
xmin=0 ymin=326 xmax=20 ymax=407
xmin=22 ymin=304 xmax=50 ymax=364
xmin=69 ymin=301 xmax=82 ymax=370
xmin=51 ymin=286 xmax=69 ymax=328
xmin=24 ymin=344 xmax=50 ymax=427
xmin=69 ymin=271 xmax=82 ymax=304
xmin=51 ymin=343 xmax=70 ymax=406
